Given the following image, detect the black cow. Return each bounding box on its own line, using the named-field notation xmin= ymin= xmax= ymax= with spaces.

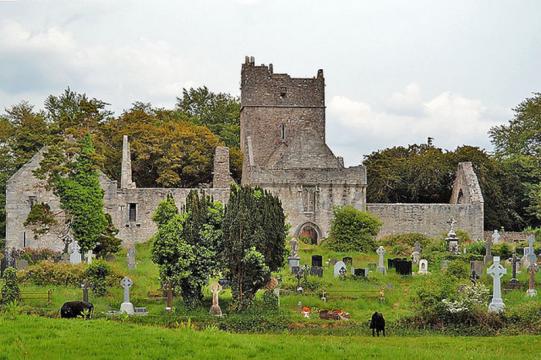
xmin=369 ymin=312 xmax=385 ymax=337
xmin=60 ymin=301 xmax=94 ymax=319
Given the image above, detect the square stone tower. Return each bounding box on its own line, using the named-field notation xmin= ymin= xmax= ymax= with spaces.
xmin=240 ymin=56 xmax=367 ymax=243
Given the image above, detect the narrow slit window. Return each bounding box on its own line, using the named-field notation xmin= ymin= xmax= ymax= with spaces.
xmin=280 ymin=123 xmax=286 ymax=141
xmin=280 ymin=87 xmax=287 ymax=98
xmin=128 ymin=203 xmax=137 ymax=222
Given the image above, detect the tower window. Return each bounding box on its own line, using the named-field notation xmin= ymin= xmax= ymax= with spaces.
xmin=280 ymin=123 xmax=286 ymax=141
xmin=128 ymin=203 xmax=137 ymax=222
xmin=279 ymin=87 xmax=287 ymax=98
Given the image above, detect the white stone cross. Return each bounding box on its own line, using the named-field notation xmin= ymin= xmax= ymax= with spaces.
xmin=120 ymin=276 xmax=134 ymax=315
xmin=376 ymin=246 xmax=386 ymax=274
xmin=86 ymin=250 xmax=95 ymax=265
xmin=487 ymin=256 xmax=507 ymax=313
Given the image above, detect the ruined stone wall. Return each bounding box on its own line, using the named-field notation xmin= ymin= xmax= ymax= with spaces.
xmin=111 ymin=188 xmax=230 ymax=244
xmin=367 ymin=203 xmax=484 ymax=240
xmin=212 ymin=146 xmax=233 ymax=188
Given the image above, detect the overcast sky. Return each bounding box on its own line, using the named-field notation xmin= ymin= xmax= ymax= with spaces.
xmin=1 ymin=0 xmax=540 ymax=165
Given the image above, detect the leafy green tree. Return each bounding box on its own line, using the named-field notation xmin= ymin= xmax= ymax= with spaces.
xmin=176 ymin=86 xmax=240 ymax=148
xmin=222 ymin=186 xmax=286 ymax=311
xmin=151 ymin=190 xmax=224 ymax=308
xmin=36 ymin=134 xmax=108 ymax=253
xmin=326 ymin=205 xmax=382 ymax=252
xmin=94 ymin=214 xmax=122 ymax=259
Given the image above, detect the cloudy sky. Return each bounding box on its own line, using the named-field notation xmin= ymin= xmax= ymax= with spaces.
xmin=1 ymin=0 xmax=540 ymax=164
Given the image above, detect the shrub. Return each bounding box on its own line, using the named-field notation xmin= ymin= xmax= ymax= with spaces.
xmin=326 ymin=206 xmax=382 ymax=252
xmin=465 ymin=241 xmax=485 ymax=256
xmin=1 ymin=267 xmax=20 ymax=304
xmin=85 ymin=261 xmax=112 ymax=296
xmin=20 ymin=261 xmax=85 ymax=286
xmin=446 ymin=260 xmax=469 ymax=279
xmin=492 ymin=243 xmax=512 ymax=259
xmin=379 ymin=233 xmax=433 ymax=256
xmin=11 ymin=248 xmax=62 ymax=264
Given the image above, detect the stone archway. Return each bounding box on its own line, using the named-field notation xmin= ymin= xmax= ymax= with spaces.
xmin=296 ymin=222 xmax=322 ymax=245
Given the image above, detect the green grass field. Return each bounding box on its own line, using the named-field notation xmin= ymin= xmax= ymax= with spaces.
xmin=1 ymin=315 xmax=539 ymax=360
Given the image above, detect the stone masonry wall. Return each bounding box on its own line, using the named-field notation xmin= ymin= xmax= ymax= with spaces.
xmin=367 ymin=203 xmax=484 ymax=240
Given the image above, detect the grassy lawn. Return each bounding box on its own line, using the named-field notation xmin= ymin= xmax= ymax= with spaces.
xmin=0 ymin=315 xmax=539 ymax=360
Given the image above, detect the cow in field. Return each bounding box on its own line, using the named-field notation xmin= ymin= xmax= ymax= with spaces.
xmin=369 ymin=312 xmax=385 ymax=336
xmin=60 ymin=301 xmax=94 ymax=319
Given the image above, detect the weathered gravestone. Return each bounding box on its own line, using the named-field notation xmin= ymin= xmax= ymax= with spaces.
xmin=353 ymin=268 xmax=367 ymax=278
xmin=120 ymin=276 xmax=135 ymax=315
xmin=209 ymin=282 xmax=223 ymax=316
xmin=333 ymin=261 xmax=347 ymax=278
xmin=412 ymin=241 xmax=421 ymax=264
xmin=446 ymin=219 xmax=459 ymax=254
xmin=470 ymin=260 xmax=484 ymax=277
xmin=492 ymin=229 xmax=501 ymax=244
xmin=395 ymin=260 xmax=412 ymax=276
xmin=127 ymin=246 xmax=136 ymax=270
xmin=69 ymin=241 xmax=82 ymax=265
xmin=526 ymin=235 xmax=538 ymax=297
xmin=85 ymin=250 xmax=95 ymax=265
xmin=487 ymin=256 xmax=506 ymax=313
xmin=418 ymin=259 xmax=428 ymax=275
xmin=312 ymin=255 xmax=323 ymax=267
xmin=288 ymin=238 xmax=300 ymax=270
xmin=342 ymin=257 xmax=353 ymax=267
xmin=508 ymin=252 xmax=520 ymax=288
xmin=484 ymin=236 xmax=493 ymax=264
xmin=376 ymin=246 xmax=386 ymax=274
xmin=81 ymin=282 xmax=89 ymax=303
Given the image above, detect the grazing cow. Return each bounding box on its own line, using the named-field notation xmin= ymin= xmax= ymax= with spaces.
xmin=60 ymin=301 xmax=94 ymax=319
xmin=369 ymin=312 xmax=385 ymax=337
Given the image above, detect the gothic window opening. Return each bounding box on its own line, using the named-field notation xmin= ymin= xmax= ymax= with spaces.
xmin=128 ymin=203 xmax=137 ymax=222
xmin=302 ymin=186 xmax=316 ymax=213
xmin=457 ymin=189 xmax=464 ymax=204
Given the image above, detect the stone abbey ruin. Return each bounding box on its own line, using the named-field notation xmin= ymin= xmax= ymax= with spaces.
xmin=5 ymin=57 xmax=484 ymax=251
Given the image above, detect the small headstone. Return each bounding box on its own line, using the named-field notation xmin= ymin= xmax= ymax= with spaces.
xmin=342 ymin=257 xmax=353 ymax=267
xmin=310 ymin=266 xmax=323 ymax=277
xmin=311 ymin=255 xmax=323 ymax=267
xmin=470 ymin=260 xmax=484 ymax=277
xmin=85 ymin=250 xmax=95 ymax=265
xmin=487 ymin=256 xmax=506 ymax=313
xmin=134 ymin=307 xmax=148 ymax=316
xmin=376 ymin=246 xmax=386 ymax=274
xmin=395 ymin=259 xmax=413 ymax=276
xmin=69 ymin=241 xmax=82 ymax=265
xmin=353 ymin=268 xmax=367 ymax=278
xmin=333 ymin=261 xmax=347 ymax=278
xmin=120 ymin=276 xmax=134 ymax=315
xmin=418 ymin=259 xmax=428 ymax=275
xmin=127 ymin=246 xmax=136 ymax=270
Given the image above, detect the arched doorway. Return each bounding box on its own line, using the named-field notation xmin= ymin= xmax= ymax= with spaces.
xmin=297 ymin=222 xmax=321 ymax=245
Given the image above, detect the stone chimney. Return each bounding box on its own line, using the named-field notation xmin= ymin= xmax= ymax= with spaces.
xmin=120 ymin=135 xmax=136 ymax=189
xmin=212 ymin=146 xmax=234 ymax=188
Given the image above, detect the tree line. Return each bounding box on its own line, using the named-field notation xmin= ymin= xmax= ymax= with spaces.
xmin=1 ymin=88 xmax=540 ymax=240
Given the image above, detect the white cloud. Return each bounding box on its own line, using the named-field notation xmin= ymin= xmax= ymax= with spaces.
xmin=327 ymin=84 xmax=504 ymax=166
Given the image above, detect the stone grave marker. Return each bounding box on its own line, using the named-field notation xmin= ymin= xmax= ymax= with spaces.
xmin=85 ymin=250 xmax=95 ymax=265
xmin=487 ymin=256 xmax=507 ymax=313
xmin=412 ymin=241 xmax=421 ymax=264
xmin=492 ymin=229 xmax=501 ymax=244
xmin=376 ymin=246 xmax=386 ymax=274
xmin=329 ymin=258 xmax=338 ymax=266
xmin=353 ymin=268 xmax=367 ymax=278
xmin=333 ymin=261 xmax=346 ymax=278
xmin=81 ymin=281 xmax=89 ymax=303
xmin=312 ymin=255 xmax=323 ymax=267
xmin=484 ymin=236 xmax=493 ymax=264
xmin=470 ymin=260 xmax=484 ymax=277
xmin=127 ymin=246 xmax=136 ymax=270
xmin=508 ymin=252 xmax=520 ymax=288
xmin=342 ymin=257 xmax=353 ymax=267
xmin=418 ymin=259 xmax=428 ymax=275
xmin=395 ymin=259 xmax=412 ymax=276
xmin=120 ymin=276 xmax=135 ymax=315
xmin=209 ymin=282 xmax=223 ymax=316
xmin=526 ymin=235 xmax=538 ymax=297
xmin=446 ymin=219 xmax=459 ymax=254
xmin=69 ymin=241 xmax=82 ymax=265
xmin=310 ymin=266 xmax=323 ymax=277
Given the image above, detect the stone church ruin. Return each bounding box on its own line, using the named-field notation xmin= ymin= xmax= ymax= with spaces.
xmin=5 ymin=57 xmax=484 ymax=251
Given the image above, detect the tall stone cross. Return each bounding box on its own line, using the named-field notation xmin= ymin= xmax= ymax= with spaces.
xmin=510 ymin=252 xmax=519 ymax=286
xmin=526 ymin=235 xmax=538 ymax=297
xmin=447 ymin=218 xmax=457 ymax=232
xmin=209 ymin=282 xmax=223 ymax=316
xmin=487 ymin=256 xmax=507 ymax=313
xmin=376 ymin=246 xmax=386 ymax=274
xmin=120 ymin=276 xmax=135 ymax=315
